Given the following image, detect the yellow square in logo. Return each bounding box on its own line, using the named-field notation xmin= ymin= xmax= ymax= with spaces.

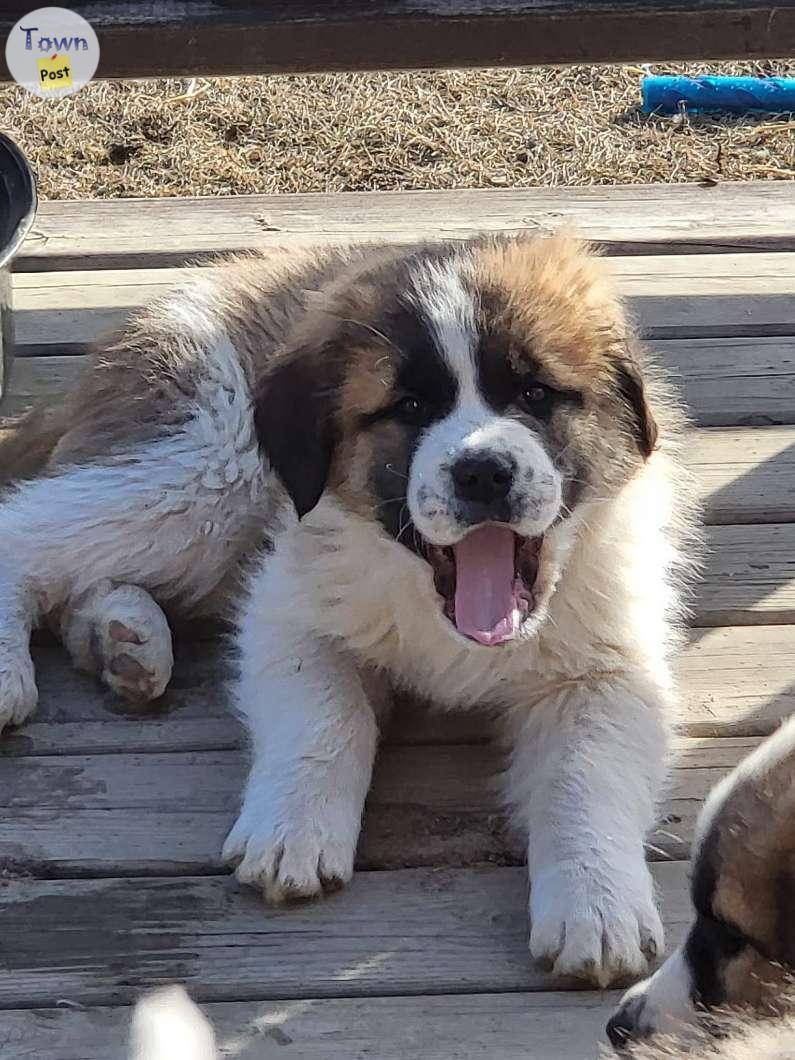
xmin=37 ymin=54 xmax=73 ymax=91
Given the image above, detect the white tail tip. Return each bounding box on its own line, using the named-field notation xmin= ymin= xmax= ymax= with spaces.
xmin=130 ymin=986 xmax=217 ymax=1060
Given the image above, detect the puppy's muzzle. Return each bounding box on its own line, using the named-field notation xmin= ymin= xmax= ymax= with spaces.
xmin=606 ymin=998 xmax=646 ymax=1050
xmin=451 ymin=451 xmax=516 ymax=525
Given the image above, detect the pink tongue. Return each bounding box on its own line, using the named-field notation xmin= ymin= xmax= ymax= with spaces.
xmin=453 ymin=524 xmax=518 ymax=646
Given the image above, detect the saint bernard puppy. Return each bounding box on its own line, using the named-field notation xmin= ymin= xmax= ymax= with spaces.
xmin=0 ymin=233 xmax=697 ymax=987
xmin=609 ymin=714 xmax=795 ymax=1048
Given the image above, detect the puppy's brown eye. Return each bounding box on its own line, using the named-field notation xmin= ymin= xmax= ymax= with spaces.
xmin=519 ymin=383 xmax=554 ymax=416
xmin=393 ymin=395 xmax=429 ymax=424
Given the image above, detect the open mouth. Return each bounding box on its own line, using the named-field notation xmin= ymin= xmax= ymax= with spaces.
xmin=426 ymin=525 xmax=542 ymax=647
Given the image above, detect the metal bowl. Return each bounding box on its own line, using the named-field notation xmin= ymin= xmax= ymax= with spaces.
xmin=0 ymin=132 xmax=37 ymax=407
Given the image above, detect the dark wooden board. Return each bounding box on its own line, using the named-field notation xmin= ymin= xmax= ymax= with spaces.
xmin=3 ymin=1 xmax=795 ymax=78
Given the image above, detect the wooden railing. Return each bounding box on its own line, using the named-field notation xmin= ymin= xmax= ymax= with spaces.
xmin=3 ymin=0 xmax=795 ymax=81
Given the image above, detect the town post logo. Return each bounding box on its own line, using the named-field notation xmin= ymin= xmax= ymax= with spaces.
xmin=38 ymin=52 xmax=73 ymax=90
xmin=6 ymin=7 xmax=99 ymax=98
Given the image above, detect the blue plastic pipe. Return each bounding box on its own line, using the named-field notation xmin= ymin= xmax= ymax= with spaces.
xmin=642 ymin=75 xmax=795 ymax=115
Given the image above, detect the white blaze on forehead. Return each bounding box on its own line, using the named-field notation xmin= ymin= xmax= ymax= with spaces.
xmin=407 ymin=256 xmax=480 ymax=404
xmin=464 ymin=420 xmax=517 ymax=450
xmin=404 ymin=252 xmax=562 ymax=548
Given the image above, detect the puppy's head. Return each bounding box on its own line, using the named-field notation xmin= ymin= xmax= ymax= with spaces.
xmin=256 ymin=233 xmax=658 ymax=647
xmin=608 ymin=718 xmax=795 ymax=1049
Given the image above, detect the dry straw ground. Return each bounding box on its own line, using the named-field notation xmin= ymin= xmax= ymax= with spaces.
xmin=3 ymin=62 xmax=794 ymax=199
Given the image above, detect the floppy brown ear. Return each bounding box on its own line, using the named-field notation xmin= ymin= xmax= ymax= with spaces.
xmin=615 ymin=359 xmax=658 ymax=459
xmin=254 ymin=351 xmax=339 ymax=519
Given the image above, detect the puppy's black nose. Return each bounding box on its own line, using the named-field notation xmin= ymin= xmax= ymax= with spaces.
xmin=606 ymin=1009 xmax=637 ymax=1051
xmin=452 ymin=453 xmax=514 ymax=507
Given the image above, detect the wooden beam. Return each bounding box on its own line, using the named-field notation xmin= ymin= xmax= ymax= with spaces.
xmin=655 ymin=337 xmax=795 ymax=430
xmin=16 ymin=185 xmax=795 ymax=274
xmin=3 ymin=1 xmax=795 ymax=79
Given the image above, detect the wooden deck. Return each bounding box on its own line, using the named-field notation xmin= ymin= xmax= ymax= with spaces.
xmin=2 ymin=182 xmax=795 ymax=1058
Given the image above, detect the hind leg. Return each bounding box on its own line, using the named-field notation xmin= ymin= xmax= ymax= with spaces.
xmin=55 ymin=580 xmax=174 ymax=703
xmin=0 ymin=424 xmax=264 ymax=731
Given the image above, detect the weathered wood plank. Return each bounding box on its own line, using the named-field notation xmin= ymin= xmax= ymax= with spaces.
xmin=16 ymin=254 xmax=795 ymax=354
xmin=0 ymin=737 xmax=761 ymax=874
xmin=7 ymin=626 xmax=795 ymax=752
xmin=0 ymin=991 xmax=630 ymax=1060
xmin=5 ymin=338 xmax=795 ymax=431
xmin=655 ymin=337 xmax=795 ymax=429
xmin=700 ymin=523 xmax=795 ymax=626
xmin=3 ymin=355 xmax=88 ymax=415
xmin=2 ymin=716 xmax=240 ymax=758
xmin=616 ymin=254 xmax=795 ymax=339
xmin=6 ymin=621 xmax=793 ymax=758
xmin=679 ymin=624 xmax=795 ymax=736
xmin=4 ymin=0 xmax=794 ymax=78
xmin=691 ymin=427 xmax=795 ymax=526
xmin=3 ymin=645 xmax=488 ymax=756
xmin=0 ymin=862 xmax=691 ymax=1009
xmin=17 ymin=184 xmax=795 ymax=273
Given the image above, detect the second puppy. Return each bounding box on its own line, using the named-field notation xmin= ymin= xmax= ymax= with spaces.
xmin=609 ymin=714 xmax=795 ymax=1046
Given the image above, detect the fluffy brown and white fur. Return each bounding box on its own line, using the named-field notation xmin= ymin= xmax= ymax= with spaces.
xmin=0 ymin=233 xmax=696 ymax=986
xmin=609 ymin=714 xmax=795 ymax=1046
xmin=612 ymin=991 xmax=795 ymax=1060
xmin=623 ymin=1009 xmax=795 ymax=1060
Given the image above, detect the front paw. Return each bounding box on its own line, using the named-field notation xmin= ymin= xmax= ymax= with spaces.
xmin=529 ymin=862 xmax=664 ymax=988
xmin=0 ymin=649 xmax=38 ymax=732
xmin=222 ymin=795 xmax=358 ymax=905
